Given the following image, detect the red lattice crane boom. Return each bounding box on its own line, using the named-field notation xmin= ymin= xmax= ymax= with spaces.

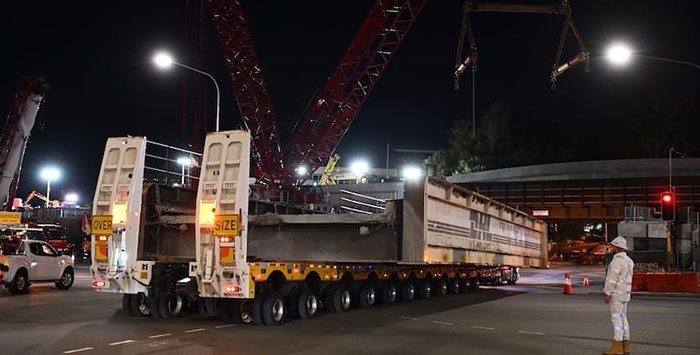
xmin=282 ymin=0 xmax=427 ymax=185
xmin=207 ymin=0 xmax=283 ymax=183
xmin=208 ymin=0 xmax=426 ymax=187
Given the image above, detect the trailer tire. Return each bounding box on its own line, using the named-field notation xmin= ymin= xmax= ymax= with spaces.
xmin=380 ymin=282 xmax=397 ymax=305
xmin=252 ymin=294 xmax=265 ymax=326
xmin=448 ymin=278 xmax=460 ymax=294
xmin=289 ymin=289 xmax=319 ymax=319
xmin=149 ymin=295 xmax=163 ymax=318
xmin=469 ymin=278 xmax=480 ymax=291
xmin=130 ymin=292 xmax=151 ymax=317
xmin=261 ymin=293 xmax=286 ymax=325
xmin=325 ymin=284 xmax=351 ymax=313
xmin=399 ymin=282 xmax=415 ymax=302
xmin=417 ymin=280 xmax=431 ymax=300
xmin=159 ymin=293 xmax=184 ymax=318
xmin=492 ymin=276 xmax=503 ymax=286
xmin=357 ymin=284 xmax=377 ymax=308
xmin=122 ymin=294 xmax=134 ymax=315
xmin=204 ymin=298 xmax=219 ymax=315
xmin=433 ymin=279 xmax=447 ymax=297
xmin=507 ymin=270 xmax=518 ymax=285
xmin=459 ymin=277 xmax=470 ymax=293
xmin=221 ymin=300 xmax=248 ymax=324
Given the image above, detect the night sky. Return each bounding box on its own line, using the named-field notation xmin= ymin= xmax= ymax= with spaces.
xmin=1 ymin=1 xmax=699 ymax=204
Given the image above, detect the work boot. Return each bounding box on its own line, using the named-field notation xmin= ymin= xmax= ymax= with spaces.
xmin=622 ymin=340 xmax=630 ymax=354
xmin=604 ymin=341 xmax=624 ymax=355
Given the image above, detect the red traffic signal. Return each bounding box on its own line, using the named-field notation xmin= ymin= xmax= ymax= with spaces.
xmin=660 ymin=191 xmax=675 ymax=221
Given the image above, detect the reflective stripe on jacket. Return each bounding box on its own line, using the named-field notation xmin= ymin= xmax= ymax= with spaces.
xmin=603 ymin=252 xmax=634 ymax=302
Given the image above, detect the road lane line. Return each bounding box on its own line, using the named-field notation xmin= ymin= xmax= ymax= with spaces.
xmin=185 ymin=328 xmax=206 ymax=333
xmin=148 ymin=333 xmax=172 ymax=339
xmin=472 ymin=325 xmax=495 ymax=330
xmin=215 ymin=324 xmax=236 ymax=329
xmin=432 ymin=321 xmax=453 ymax=325
xmin=400 ymin=316 xmax=418 ymax=321
xmin=518 ymin=330 xmax=545 ymax=336
xmin=63 ymin=348 xmax=94 ymax=354
xmin=108 ymin=340 xmax=135 ymax=346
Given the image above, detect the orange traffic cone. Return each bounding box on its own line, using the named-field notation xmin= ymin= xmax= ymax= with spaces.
xmin=582 ymin=275 xmax=591 ymax=287
xmin=563 ymin=273 xmax=574 ymax=295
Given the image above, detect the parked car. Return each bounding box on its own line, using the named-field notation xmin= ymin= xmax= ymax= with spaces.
xmin=34 ymin=223 xmax=73 ymax=255
xmin=0 ymin=238 xmax=74 ymax=294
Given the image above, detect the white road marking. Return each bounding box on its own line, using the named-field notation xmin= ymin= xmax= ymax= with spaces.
xmin=472 ymin=325 xmax=495 ymax=330
xmin=63 ymin=348 xmax=94 ymax=354
xmin=215 ymin=324 xmax=236 ymax=329
xmin=185 ymin=328 xmax=206 ymax=333
xmin=108 ymin=339 xmax=135 ymax=346
xmin=518 ymin=330 xmax=545 ymax=336
xmin=400 ymin=316 xmax=418 ymax=321
xmin=148 ymin=333 xmax=172 ymax=339
xmin=432 ymin=321 xmax=453 ymax=325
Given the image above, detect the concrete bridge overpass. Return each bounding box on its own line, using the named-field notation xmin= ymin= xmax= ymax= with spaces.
xmin=447 ymin=159 xmax=700 ymax=221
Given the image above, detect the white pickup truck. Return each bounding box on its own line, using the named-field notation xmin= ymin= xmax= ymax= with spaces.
xmin=0 ymin=238 xmax=74 ymax=294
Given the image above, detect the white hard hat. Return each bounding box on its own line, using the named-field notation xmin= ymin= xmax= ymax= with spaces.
xmin=610 ymin=236 xmax=628 ymax=250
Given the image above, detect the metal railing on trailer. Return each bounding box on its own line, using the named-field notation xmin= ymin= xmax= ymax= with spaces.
xmin=339 ymin=189 xmax=386 ymax=214
xmin=143 ymin=140 xmax=202 ymax=190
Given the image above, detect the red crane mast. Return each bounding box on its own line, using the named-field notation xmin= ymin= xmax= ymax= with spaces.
xmin=207 ymin=0 xmax=426 ymax=187
xmin=207 ymin=0 xmax=283 ymax=183
xmin=283 ymin=0 xmax=427 ymax=185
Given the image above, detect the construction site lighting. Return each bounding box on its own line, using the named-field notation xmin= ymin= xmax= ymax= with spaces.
xmin=40 ymin=167 xmax=60 ymax=181
xmin=64 ymin=193 xmax=79 ymax=203
xmin=402 ymin=166 xmax=423 ymax=181
xmin=177 ymin=157 xmax=191 ymax=167
xmin=153 ymin=52 xmax=174 ymax=69
xmin=350 ymin=161 xmax=369 ymax=176
xmin=606 ymin=43 xmax=632 ymax=66
xmin=296 ymin=166 xmax=308 ymax=176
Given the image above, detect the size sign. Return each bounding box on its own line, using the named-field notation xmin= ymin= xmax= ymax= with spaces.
xmin=214 ymin=214 xmax=239 ymax=236
xmin=0 ymin=212 xmax=21 ymax=225
xmin=91 ymin=215 xmax=114 ymax=236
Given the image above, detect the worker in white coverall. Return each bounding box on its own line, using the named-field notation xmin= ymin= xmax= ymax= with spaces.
xmin=603 ymin=236 xmax=635 ymax=355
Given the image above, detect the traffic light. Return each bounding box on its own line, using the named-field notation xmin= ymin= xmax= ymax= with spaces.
xmin=660 ymin=191 xmax=675 ymax=221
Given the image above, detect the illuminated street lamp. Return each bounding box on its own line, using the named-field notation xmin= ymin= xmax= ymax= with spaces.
xmin=401 ymin=166 xmax=423 ymax=182
xmin=40 ymin=167 xmax=60 ymax=208
xmin=605 ymin=43 xmax=700 ymax=72
xmin=153 ymin=51 xmax=221 ymax=132
xmin=177 ymin=157 xmax=191 ymax=186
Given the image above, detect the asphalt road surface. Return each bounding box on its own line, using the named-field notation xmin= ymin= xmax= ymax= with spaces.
xmin=1 ymin=264 xmax=698 ymax=355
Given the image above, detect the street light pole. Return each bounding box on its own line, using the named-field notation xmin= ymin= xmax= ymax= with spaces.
xmin=637 ymin=54 xmax=700 ymax=73
xmin=45 ymin=178 xmax=51 ymax=208
xmin=153 ymin=52 xmax=221 ymax=132
xmin=171 ymin=61 xmax=221 ymax=132
xmin=669 ymin=147 xmax=674 ymax=192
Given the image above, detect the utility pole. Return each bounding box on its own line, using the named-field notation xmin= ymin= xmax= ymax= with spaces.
xmin=385 ymin=143 xmax=390 ymax=179
xmin=471 ymin=67 xmax=476 ymax=137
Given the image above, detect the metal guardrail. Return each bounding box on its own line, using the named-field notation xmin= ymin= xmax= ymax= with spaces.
xmin=339 ymin=189 xmax=386 ymax=214
xmin=143 ymin=140 xmax=202 ymax=189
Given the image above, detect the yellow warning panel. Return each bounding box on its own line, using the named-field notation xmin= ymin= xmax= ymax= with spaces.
xmin=95 ymin=239 xmax=108 ymax=261
xmin=91 ymin=215 xmax=113 ymax=236
xmin=220 ymin=246 xmax=235 ymax=263
xmin=214 ymin=214 xmax=239 ymax=236
xmin=0 ymin=212 xmax=21 ymax=225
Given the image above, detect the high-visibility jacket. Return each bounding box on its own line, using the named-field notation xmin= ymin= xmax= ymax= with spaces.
xmin=603 ymin=252 xmax=634 ymax=302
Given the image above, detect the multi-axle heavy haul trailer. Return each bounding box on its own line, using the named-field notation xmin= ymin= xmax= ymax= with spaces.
xmin=92 ymin=130 xmax=548 ymax=324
